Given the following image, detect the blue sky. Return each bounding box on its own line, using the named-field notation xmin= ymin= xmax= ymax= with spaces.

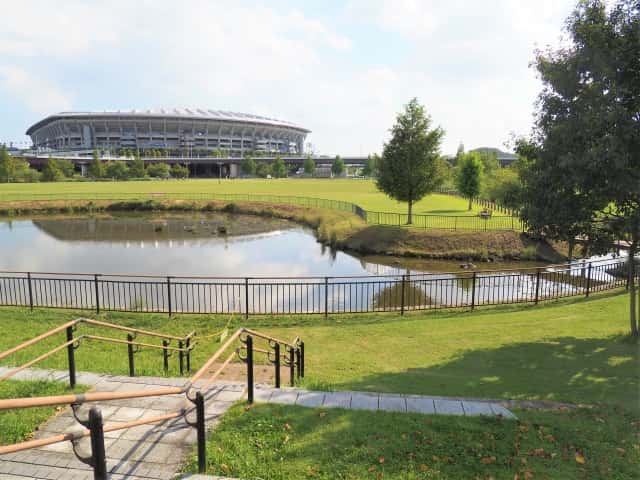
xmin=0 ymin=0 xmax=576 ymax=155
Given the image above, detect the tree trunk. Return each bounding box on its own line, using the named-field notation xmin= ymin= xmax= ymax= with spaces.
xmin=629 ymin=239 xmax=638 ymax=337
xmin=407 ymin=200 xmax=413 ymax=225
xmin=468 ymin=197 xmax=473 ymax=211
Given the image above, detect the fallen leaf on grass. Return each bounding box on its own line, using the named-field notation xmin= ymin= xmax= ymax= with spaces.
xmin=378 ymin=456 xmax=385 ymax=464
xmin=575 ymin=452 xmax=586 ymax=464
xmin=419 ymin=464 xmax=429 ymax=472
xmin=480 ymin=456 xmax=496 ymax=464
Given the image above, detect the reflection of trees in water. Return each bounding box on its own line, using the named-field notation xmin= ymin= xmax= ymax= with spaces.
xmin=373 ymin=281 xmax=433 ymax=309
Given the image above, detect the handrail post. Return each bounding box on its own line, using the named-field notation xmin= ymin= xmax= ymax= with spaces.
xmin=274 ymin=342 xmax=281 ymax=388
xmin=127 ymin=334 xmax=135 ymax=377
xmin=289 ymin=346 xmax=295 ymax=386
xmin=300 ymin=341 xmax=305 ymax=378
xmin=585 ymin=262 xmax=592 ymax=297
xmin=88 ymin=407 xmax=108 ymax=480
xmin=324 ymin=277 xmax=329 ymax=318
xmin=246 ymin=335 xmax=254 ymax=403
xmin=471 ymin=271 xmax=477 ymax=310
xmin=400 ymin=275 xmax=406 ymax=315
xmin=295 ymin=346 xmax=301 ymax=379
xmin=185 ymin=336 xmax=191 ymax=372
xmin=27 ymin=272 xmax=33 ymax=311
xmin=167 ymin=276 xmax=172 ymax=317
xmin=195 ymin=391 xmax=206 ymax=473
xmin=94 ymin=274 xmax=100 ymax=314
xmin=245 ymin=277 xmax=249 ymax=320
xmin=179 ymin=340 xmax=184 ymax=375
xmin=534 ymin=268 xmax=542 ymax=304
xmin=162 ymin=340 xmax=169 ymax=373
xmin=66 ymin=326 xmax=76 ymax=388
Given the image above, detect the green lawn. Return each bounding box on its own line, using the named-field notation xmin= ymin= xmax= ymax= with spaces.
xmin=0 ymin=179 xmax=479 ymax=216
xmin=0 ymin=291 xmax=635 ymax=411
xmin=0 ymin=380 xmax=88 ymax=445
xmin=185 ymin=403 xmax=639 ymax=479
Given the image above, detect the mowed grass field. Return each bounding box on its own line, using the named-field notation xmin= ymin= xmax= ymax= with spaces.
xmin=0 ymin=178 xmax=481 ymax=215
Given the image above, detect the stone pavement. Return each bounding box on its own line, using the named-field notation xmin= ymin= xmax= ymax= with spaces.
xmin=0 ymin=367 xmax=245 ymax=480
xmin=254 ymin=384 xmax=517 ymax=419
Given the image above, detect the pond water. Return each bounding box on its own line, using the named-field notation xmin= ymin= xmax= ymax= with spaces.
xmin=0 ymin=214 xmax=628 ymax=313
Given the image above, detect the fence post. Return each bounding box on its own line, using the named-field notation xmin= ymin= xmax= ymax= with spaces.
xmin=66 ymin=326 xmax=76 ymax=388
xmin=162 ymin=340 xmax=169 ymax=373
xmin=27 ymin=272 xmax=33 ymax=310
xmin=274 ymin=342 xmax=281 ymax=388
xmin=400 ymin=275 xmax=406 ymax=315
xmin=471 ymin=272 xmax=477 ymax=310
xmin=167 ymin=277 xmax=172 ymax=317
xmin=534 ymin=268 xmax=542 ymax=304
xmin=289 ymin=346 xmax=295 ymax=386
xmin=585 ymin=262 xmax=592 ymax=297
xmin=94 ymin=274 xmax=100 ymax=314
xmin=324 ymin=277 xmax=329 ymax=319
xmin=300 ymin=341 xmax=305 ymax=378
xmin=246 ymin=335 xmax=254 ymax=403
xmin=88 ymin=407 xmax=108 ymax=480
xmin=245 ymin=277 xmax=249 ymax=320
xmin=295 ymin=346 xmax=301 ymax=379
xmin=195 ymin=391 xmax=206 ymax=473
xmin=179 ymin=340 xmax=184 ymax=375
xmin=127 ymin=334 xmax=135 ymax=377
xmin=185 ymin=336 xmax=191 ymax=372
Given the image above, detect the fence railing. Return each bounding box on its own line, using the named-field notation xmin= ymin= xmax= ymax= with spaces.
xmin=0 ymin=258 xmax=630 ymax=317
xmin=0 ymin=191 xmax=526 ymax=232
xmin=0 ymin=321 xmax=304 ymax=477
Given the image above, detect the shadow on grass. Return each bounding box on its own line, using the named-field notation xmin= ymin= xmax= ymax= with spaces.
xmin=320 ymin=334 xmax=638 ymax=412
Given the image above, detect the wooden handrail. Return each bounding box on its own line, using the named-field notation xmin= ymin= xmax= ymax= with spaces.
xmin=201 ymin=350 xmax=237 ymax=390
xmin=82 ymin=318 xmax=185 ymax=341
xmin=0 ymin=337 xmax=83 ymax=381
xmin=242 ymin=328 xmax=297 ymax=348
xmin=0 ymin=319 xmax=80 ymax=361
xmin=189 ymin=328 xmax=244 ymax=384
xmin=83 ymin=335 xmax=193 ymax=352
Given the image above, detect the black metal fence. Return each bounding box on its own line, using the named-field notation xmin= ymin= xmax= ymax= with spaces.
xmin=0 ymin=192 xmax=526 ymax=232
xmin=0 ymin=259 xmax=629 ymax=317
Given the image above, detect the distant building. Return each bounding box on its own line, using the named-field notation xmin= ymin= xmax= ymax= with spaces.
xmin=469 ymin=147 xmax=518 ymax=167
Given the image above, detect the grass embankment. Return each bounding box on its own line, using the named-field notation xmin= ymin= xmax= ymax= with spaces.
xmin=0 ymin=179 xmax=479 ymax=216
xmin=0 ymin=380 xmax=88 ymax=445
xmin=0 ymin=292 xmax=635 ymax=411
xmin=185 ymin=403 xmax=639 ymax=480
xmin=0 ymin=198 xmax=561 ymax=261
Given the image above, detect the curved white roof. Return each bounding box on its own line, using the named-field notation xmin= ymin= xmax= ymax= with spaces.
xmin=26 ymin=109 xmax=309 ymax=135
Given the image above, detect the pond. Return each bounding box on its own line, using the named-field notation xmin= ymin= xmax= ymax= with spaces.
xmin=0 ymin=213 xmax=627 ymax=314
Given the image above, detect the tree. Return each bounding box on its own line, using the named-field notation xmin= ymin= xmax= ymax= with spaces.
xmin=13 ymin=158 xmax=40 ymax=182
xmin=241 ymin=156 xmax=256 ymax=176
xmin=171 ymin=163 xmax=189 ymax=178
xmin=476 ymin=149 xmax=500 ymax=175
xmin=0 ymin=145 xmax=16 ymax=182
xmin=525 ymin=0 xmax=640 ymax=335
xmin=455 ymin=152 xmax=483 ymax=210
xmin=41 ymin=158 xmax=63 ymax=182
xmin=272 ymin=155 xmax=287 ymax=178
xmin=331 ymin=156 xmax=345 ymax=177
xmin=105 ymin=160 xmax=129 ymax=180
xmin=129 ymin=152 xmax=146 ymax=178
xmin=303 ymin=155 xmax=316 ymax=175
xmin=56 ymin=158 xmax=75 ymax=178
xmin=146 ymin=162 xmax=170 ymax=178
xmin=362 ymin=154 xmax=379 ymax=177
xmin=454 ymin=142 xmax=465 ymax=165
xmin=376 ymin=98 xmax=445 ymax=223
xmin=88 ymin=149 xmax=105 ymax=178
xmin=256 ymin=162 xmax=272 ymax=178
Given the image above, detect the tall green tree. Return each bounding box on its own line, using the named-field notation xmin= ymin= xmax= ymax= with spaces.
xmin=362 ymin=154 xmax=379 ymax=177
xmin=376 ymin=98 xmax=445 ymax=223
xmin=56 ymin=158 xmax=75 ymax=178
xmin=130 ymin=152 xmax=146 ymax=178
xmin=455 ymin=152 xmax=483 ymax=210
xmin=256 ymin=162 xmax=272 ymax=178
xmin=241 ymin=156 xmax=256 ymax=176
xmin=41 ymin=158 xmax=63 ymax=182
xmin=105 ymin=160 xmax=129 ymax=180
xmin=331 ymin=156 xmax=345 ymax=177
xmin=147 ymin=162 xmax=170 ymax=178
xmin=171 ymin=163 xmax=189 ymax=178
xmin=88 ymin=149 xmax=105 ymax=178
xmin=526 ymin=0 xmax=640 ymax=335
xmin=272 ymin=156 xmax=287 ymax=178
xmin=0 ymin=145 xmax=16 ymax=182
xmin=303 ymin=155 xmax=316 ymax=175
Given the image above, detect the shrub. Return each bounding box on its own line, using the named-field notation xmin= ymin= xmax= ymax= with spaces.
xmin=146 ymin=163 xmax=171 ymax=178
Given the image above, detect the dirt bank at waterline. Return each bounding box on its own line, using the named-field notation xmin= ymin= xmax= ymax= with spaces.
xmin=0 ymin=198 xmax=566 ymax=263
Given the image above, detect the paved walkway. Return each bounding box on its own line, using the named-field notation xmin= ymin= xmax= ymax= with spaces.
xmin=0 ymin=368 xmax=516 ymax=479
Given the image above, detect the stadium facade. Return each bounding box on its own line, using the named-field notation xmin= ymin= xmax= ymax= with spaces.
xmin=25 ymin=109 xmax=310 ymax=155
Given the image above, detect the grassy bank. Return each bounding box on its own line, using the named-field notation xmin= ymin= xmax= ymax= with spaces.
xmin=0 ymin=198 xmax=561 ymax=261
xmin=185 ymin=403 xmax=639 ymax=479
xmin=0 ymin=380 xmax=87 ymax=445
xmin=0 ymin=291 xmax=635 ymax=411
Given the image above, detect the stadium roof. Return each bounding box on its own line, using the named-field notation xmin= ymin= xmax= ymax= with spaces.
xmin=26 ymin=109 xmax=309 ymax=135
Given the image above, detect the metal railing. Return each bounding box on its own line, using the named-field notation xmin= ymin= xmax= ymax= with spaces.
xmin=0 ymin=191 xmax=526 ymax=232
xmin=0 ymin=258 xmax=631 ymax=317
xmin=0 ymin=322 xmax=304 ymax=478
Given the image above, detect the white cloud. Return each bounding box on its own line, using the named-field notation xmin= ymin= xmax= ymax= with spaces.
xmin=0 ymin=65 xmax=72 ymax=114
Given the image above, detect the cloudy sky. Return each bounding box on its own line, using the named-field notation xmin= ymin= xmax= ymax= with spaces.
xmin=0 ymin=0 xmax=576 ymax=155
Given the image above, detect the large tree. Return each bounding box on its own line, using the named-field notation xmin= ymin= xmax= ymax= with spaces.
xmin=241 ymin=156 xmax=256 ymax=176
xmin=331 ymin=156 xmax=345 ymax=176
xmin=272 ymin=155 xmax=287 ymax=178
xmin=455 ymin=152 xmax=483 ymax=210
xmin=0 ymin=145 xmax=16 ymax=182
xmin=303 ymin=155 xmax=315 ymax=175
xmin=526 ymin=0 xmax=639 ymax=334
xmin=88 ymin=149 xmax=105 ymax=178
xmin=376 ymin=98 xmax=445 ymax=224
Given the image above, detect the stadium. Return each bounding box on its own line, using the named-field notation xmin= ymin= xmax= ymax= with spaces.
xmin=25 ymin=109 xmax=310 ymax=156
